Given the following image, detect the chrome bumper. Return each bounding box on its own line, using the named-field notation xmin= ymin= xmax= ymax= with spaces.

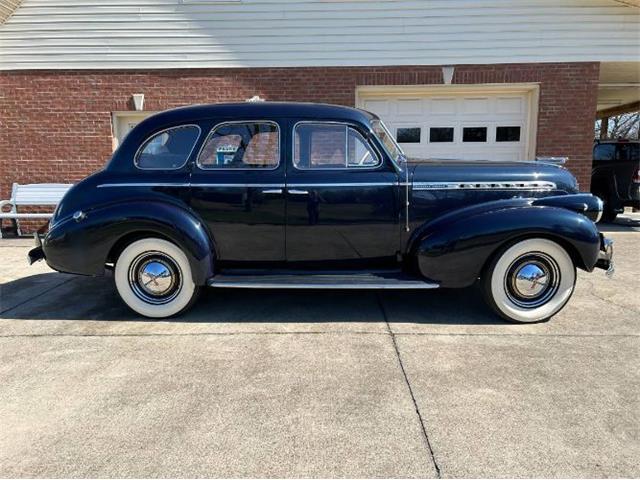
xmin=27 ymin=232 xmax=45 ymax=265
xmin=595 ymin=236 xmax=614 ymax=277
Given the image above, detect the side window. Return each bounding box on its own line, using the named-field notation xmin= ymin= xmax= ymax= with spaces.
xmin=593 ymin=144 xmax=616 ymax=161
xmin=293 ymin=123 xmax=380 ymax=169
xmin=198 ymin=122 xmax=279 ymax=169
xmin=136 ymin=125 xmax=200 ymax=169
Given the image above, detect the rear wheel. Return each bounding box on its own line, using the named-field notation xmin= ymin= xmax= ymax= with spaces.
xmin=482 ymin=238 xmax=576 ymax=323
xmin=114 ymin=238 xmax=200 ymax=318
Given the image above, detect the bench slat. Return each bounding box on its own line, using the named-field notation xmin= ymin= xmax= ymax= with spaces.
xmin=0 ymin=213 xmax=53 ymax=219
xmin=12 ymin=184 xmax=73 ymax=205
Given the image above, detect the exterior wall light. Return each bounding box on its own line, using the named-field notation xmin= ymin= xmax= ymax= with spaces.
xmin=132 ymin=94 xmax=145 ymax=111
xmin=442 ymin=66 xmax=455 ymax=85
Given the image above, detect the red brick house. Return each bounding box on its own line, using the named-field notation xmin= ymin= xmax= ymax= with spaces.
xmin=1 ymin=0 xmax=639 ymax=211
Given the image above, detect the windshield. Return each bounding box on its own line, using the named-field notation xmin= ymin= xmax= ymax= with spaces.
xmin=371 ymin=120 xmax=405 ymax=165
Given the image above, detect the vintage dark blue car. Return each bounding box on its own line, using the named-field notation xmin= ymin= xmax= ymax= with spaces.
xmin=29 ymin=102 xmax=613 ymax=322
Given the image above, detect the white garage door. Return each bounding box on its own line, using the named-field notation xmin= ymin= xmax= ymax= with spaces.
xmin=358 ymin=87 xmax=535 ymax=161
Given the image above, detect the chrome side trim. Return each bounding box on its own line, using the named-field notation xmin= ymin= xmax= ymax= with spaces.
xmin=207 ymin=280 xmax=440 ymax=290
xmin=98 ymin=183 xmax=191 ymax=188
xmin=99 ymin=182 xmax=403 ymax=189
xmin=413 ymin=181 xmax=557 ymax=191
xmin=98 ymin=183 xmax=287 ymax=188
xmin=287 ymin=182 xmax=397 ymax=188
xmin=192 ymin=183 xmax=287 ymax=188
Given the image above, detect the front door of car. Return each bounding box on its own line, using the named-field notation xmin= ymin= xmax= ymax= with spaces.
xmin=189 ymin=120 xmax=286 ymax=265
xmin=285 ymin=121 xmax=401 ymax=268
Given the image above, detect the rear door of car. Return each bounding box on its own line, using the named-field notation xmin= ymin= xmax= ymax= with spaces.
xmin=189 ymin=119 xmax=286 ymax=265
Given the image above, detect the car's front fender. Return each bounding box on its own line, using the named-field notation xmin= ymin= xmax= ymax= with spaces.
xmin=409 ymin=200 xmax=601 ymax=288
xmin=43 ymin=200 xmax=216 ymax=285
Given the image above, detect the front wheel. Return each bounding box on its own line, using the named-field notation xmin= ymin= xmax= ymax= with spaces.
xmin=482 ymin=238 xmax=576 ymax=323
xmin=114 ymin=238 xmax=200 ymax=318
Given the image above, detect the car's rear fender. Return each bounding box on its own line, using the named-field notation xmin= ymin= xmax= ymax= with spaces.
xmin=408 ymin=200 xmax=601 ymax=288
xmin=43 ymin=200 xmax=216 ymax=285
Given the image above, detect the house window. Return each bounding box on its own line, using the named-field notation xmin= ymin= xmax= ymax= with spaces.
xmin=429 ymin=127 xmax=454 ymax=143
xmin=198 ymin=122 xmax=280 ymax=169
xmin=396 ymin=127 xmax=421 ymax=143
xmin=496 ymin=126 xmax=521 ymax=142
xmin=462 ymin=127 xmax=487 ymax=142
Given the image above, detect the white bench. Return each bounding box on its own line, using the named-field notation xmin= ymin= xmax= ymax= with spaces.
xmin=0 ymin=183 xmax=73 ymax=238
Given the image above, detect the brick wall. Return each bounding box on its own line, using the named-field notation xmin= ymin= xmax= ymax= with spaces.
xmin=0 ymin=62 xmax=599 ymax=206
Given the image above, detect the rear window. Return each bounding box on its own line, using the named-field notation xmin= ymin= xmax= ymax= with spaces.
xmin=618 ymin=143 xmax=639 ymax=162
xmin=136 ymin=125 xmax=201 ymax=170
xmin=593 ymin=143 xmax=616 ymax=161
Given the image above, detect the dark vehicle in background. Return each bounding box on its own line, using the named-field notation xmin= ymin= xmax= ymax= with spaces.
xmin=591 ymin=139 xmax=640 ymax=222
xmin=28 ymin=103 xmax=613 ymax=323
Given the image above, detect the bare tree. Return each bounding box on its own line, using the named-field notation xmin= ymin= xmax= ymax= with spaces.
xmin=595 ymin=112 xmax=640 ymax=140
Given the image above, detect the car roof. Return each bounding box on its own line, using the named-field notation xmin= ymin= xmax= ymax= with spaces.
xmin=144 ymin=102 xmax=378 ymax=127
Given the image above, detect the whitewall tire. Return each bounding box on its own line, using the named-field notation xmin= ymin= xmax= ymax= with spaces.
xmin=114 ymin=238 xmax=200 ymax=318
xmin=482 ymin=238 xmax=576 ymax=323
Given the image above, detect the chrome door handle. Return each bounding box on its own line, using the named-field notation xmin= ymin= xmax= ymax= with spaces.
xmin=261 ymin=189 xmax=283 ymax=194
xmin=288 ymin=189 xmax=309 ymax=195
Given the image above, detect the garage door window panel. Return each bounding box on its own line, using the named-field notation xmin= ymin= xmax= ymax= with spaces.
xmin=463 ymin=127 xmax=488 ymax=143
xmin=429 ymin=127 xmax=455 ymax=143
xmin=496 ymin=126 xmax=521 ymax=142
xmin=396 ymin=127 xmax=421 ymax=144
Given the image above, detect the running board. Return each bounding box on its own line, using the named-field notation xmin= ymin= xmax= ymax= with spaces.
xmin=207 ymin=270 xmax=439 ymax=289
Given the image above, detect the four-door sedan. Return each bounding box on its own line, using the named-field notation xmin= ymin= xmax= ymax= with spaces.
xmin=29 ymin=102 xmax=613 ymax=323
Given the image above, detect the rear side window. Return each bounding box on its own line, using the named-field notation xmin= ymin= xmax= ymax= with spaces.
xmin=593 ymin=144 xmax=616 ymax=161
xmin=198 ymin=122 xmax=280 ymax=169
xmin=293 ymin=123 xmax=380 ymax=169
xmin=136 ymin=125 xmax=200 ymax=170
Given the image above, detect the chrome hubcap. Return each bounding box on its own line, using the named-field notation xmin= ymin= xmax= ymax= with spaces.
xmin=138 ymin=260 xmax=175 ymax=296
xmin=128 ymin=251 xmax=182 ymax=304
xmin=505 ymin=253 xmax=560 ymax=309
xmin=513 ymin=263 xmax=549 ymax=298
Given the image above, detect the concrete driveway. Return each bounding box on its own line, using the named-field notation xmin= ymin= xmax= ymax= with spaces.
xmin=1 ymin=216 xmax=638 ymax=478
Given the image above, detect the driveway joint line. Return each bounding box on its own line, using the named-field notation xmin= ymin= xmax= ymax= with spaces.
xmin=392 ymin=332 xmax=640 ymax=337
xmin=582 ymin=279 xmax=640 ymax=315
xmin=377 ymin=293 xmax=442 ymax=478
